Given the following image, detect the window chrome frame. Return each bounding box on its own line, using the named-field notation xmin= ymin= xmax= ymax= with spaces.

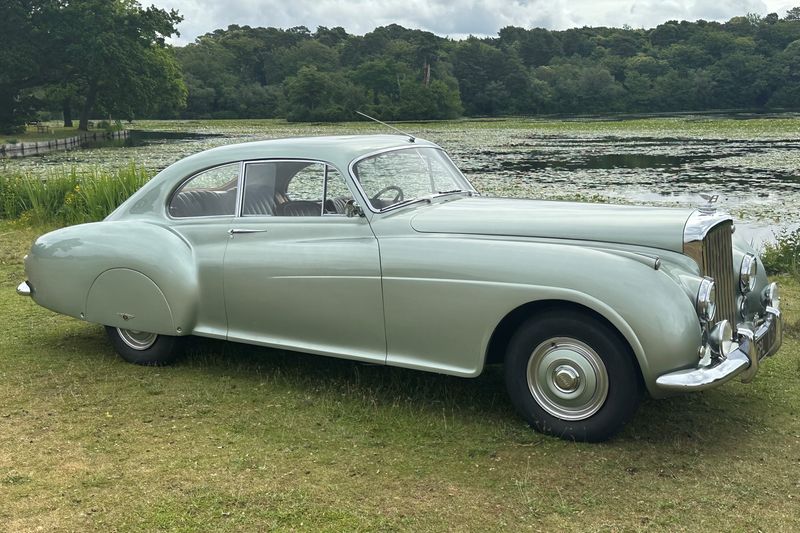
xmin=237 ymin=158 xmax=352 ymax=218
xmin=166 ymin=161 xmax=245 ymax=220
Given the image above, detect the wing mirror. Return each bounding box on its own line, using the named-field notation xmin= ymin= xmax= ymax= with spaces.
xmin=344 ymin=199 xmax=365 ymax=218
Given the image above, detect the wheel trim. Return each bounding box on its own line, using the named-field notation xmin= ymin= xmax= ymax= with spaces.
xmin=117 ymin=328 xmax=158 ymax=351
xmin=526 ymin=337 xmax=609 ymax=421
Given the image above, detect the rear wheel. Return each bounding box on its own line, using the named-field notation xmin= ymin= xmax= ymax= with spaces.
xmin=105 ymin=326 xmax=183 ymax=366
xmin=504 ymin=310 xmax=642 ymax=442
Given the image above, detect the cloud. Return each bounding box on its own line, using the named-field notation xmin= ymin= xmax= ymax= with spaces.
xmin=149 ymin=0 xmax=792 ymax=45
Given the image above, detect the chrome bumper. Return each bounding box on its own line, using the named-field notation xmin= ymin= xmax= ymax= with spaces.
xmin=17 ymin=281 xmax=32 ymax=296
xmin=656 ymin=306 xmax=782 ymax=392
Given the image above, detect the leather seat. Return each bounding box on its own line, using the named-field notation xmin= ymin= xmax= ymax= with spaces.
xmin=170 ymin=190 xmax=233 ymax=217
xmin=275 ymin=200 xmax=321 ymax=216
xmin=327 ymin=196 xmax=353 ymax=214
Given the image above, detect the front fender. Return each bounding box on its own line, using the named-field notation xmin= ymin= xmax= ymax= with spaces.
xmin=378 ymin=235 xmax=702 ymax=396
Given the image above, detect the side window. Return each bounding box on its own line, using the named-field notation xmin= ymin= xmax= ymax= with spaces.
xmin=323 ymin=167 xmax=353 ymax=214
xmin=169 ymin=163 xmax=239 ymax=218
xmin=241 ymin=162 xmax=279 ymax=216
xmin=241 ymin=161 xmax=352 ymax=217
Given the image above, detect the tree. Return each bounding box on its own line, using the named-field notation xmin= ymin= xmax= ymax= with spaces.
xmin=283 ymin=66 xmax=364 ymax=121
xmin=48 ymin=0 xmax=185 ymax=129
xmin=0 ymin=1 xmax=51 ymax=133
xmin=768 ymin=40 xmax=800 ymax=107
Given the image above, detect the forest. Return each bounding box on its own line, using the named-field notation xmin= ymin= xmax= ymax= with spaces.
xmin=2 ymin=1 xmax=800 ymax=133
xmin=176 ymin=10 xmax=800 ymax=121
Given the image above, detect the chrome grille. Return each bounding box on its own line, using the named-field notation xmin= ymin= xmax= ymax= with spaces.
xmin=702 ymin=221 xmax=736 ymax=327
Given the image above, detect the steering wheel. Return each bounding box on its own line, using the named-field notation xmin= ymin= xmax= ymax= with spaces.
xmin=371 ymin=185 xmax=404 ymax=204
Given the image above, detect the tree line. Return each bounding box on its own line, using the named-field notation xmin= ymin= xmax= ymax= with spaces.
xmin=2 ymin=1 xmax=800 ymax=134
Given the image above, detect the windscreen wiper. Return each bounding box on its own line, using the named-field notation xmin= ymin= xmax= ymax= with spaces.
xmin=434 ymin=189 xmax=474 ymax=198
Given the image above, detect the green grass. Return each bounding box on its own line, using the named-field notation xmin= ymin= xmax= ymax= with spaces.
xmin=2 ymin=125 xmax=90 ymax=144
xmin=1 ymin=222 xmax=799 ymax=531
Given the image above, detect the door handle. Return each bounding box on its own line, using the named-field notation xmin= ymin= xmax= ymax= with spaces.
xmin=228 ymin=228 xmax=268 ymax=235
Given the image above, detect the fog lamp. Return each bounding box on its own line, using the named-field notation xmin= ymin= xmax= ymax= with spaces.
xmin=708 ymin=320 xmax=733 ymax=358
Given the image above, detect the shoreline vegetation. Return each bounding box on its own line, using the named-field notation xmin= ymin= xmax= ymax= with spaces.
xmin=0 ymin=164 xmax=150 ymax=226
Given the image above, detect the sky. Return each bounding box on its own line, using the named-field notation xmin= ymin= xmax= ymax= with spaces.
xmin=149 ymin=0 xmax=799 ymax=45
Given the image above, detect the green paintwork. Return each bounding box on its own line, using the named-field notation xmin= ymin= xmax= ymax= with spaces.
xmin=21 ymin=135 xmax=777 ymax=399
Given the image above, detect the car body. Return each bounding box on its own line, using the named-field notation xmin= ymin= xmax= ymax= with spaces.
xmin=18 ymin=134 xmax=782 ymax=441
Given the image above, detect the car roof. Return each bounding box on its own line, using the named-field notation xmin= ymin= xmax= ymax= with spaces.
xmin=180 ymin=134 xmax=440 ymax=169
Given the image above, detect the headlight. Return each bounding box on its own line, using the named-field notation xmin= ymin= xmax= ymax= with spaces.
xmin=696 ymin=277 xmax=716 ymax=322
xmin=762 ymin=282 xmax=779 ymax=309
xmin=739 ymin=254 xmax=757 ymax=293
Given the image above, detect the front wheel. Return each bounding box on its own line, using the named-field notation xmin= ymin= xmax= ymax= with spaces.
xmin=105 ymin=326 xmax=184 ymax=366
xmin=504 ymin=311 xmax=642 ymax=442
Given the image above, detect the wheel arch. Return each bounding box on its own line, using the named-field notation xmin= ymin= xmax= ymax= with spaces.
xmin=485 ymin=299 xmax=646 ymax=386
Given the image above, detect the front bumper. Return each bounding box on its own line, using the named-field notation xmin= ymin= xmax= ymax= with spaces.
xmin=655 ymin=305 xmax=782 ymax=392
xmin=17 ymin=281 xmax=32 ymax=296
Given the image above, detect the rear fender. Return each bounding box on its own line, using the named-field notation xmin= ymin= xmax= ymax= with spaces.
xmin=85 ymin=269 xmax=176 ymax=335
xmin=25 ymin=221 xmax=198 ymax=334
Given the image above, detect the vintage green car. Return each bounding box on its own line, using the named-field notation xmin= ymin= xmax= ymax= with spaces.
xmin=18 ymin=134 xmax=782 ymax=441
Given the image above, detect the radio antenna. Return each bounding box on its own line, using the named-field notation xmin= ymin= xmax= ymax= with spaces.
xmin=355 ymin=111 xmax=415 ymax=143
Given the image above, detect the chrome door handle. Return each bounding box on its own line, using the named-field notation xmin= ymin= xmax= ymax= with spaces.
xmin=228 ymin=228 xmax=268 ymax=235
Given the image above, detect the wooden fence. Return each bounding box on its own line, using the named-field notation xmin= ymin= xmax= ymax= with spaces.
xmin=0 ymin=130 xmax=129 ymax=159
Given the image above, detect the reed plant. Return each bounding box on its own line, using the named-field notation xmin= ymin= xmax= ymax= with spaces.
xmin=0 ymin=163 xmax=151 ymax=225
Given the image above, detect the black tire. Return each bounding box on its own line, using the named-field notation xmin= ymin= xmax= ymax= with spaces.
xmin=105 ymin=326 xmax=184 ymax=366
xmin=504 ymin=310 xmax=642 ymax=442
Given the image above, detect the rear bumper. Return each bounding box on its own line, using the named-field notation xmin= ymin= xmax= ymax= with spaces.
xmin=655 ymin=306 xmax=782 ymax=392
xmin=17 ymin=281 xmax=32 ymax=297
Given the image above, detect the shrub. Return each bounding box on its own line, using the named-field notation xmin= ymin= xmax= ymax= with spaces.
xmin=761 ymin=228 xmax=800 ymax=278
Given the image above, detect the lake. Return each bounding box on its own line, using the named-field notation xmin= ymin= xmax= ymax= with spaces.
xmin=2 ymin=115 xmax=799 ymax=244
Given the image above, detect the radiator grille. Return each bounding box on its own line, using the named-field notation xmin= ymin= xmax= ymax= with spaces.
xmin=702 ymin=221 xmax=736 ymax=327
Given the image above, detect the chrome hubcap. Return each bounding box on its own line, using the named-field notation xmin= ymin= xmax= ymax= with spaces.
xmin=526 ymin=337 xmax=609 ymax=421
xmin=117 ymin=328 xmax=158 ymax=351
xmin=553 ymin=365 xmax=581 ymax=393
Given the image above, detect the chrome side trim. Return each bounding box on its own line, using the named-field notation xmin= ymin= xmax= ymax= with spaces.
xmin=229 ymin=228 xmax=268 ymax=235
xmin=16 ymin=281 xmax=32 ymax=296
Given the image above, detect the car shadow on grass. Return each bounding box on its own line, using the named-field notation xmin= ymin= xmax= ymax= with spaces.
xmin=53 ymin=327 xmax=776 ymax=448
xmin=178 ymin=336 xmax=774 ymax=448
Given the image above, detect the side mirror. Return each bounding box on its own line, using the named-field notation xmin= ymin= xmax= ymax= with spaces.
xmin=344 ymin=199 xmax=365 ymax=218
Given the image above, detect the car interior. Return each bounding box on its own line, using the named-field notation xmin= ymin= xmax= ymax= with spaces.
xmin=169 ymin=160 xmax=355 ymax=218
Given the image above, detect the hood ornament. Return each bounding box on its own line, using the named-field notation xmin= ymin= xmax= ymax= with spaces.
xmin=698 ymin=193 xmax=719 ymax=214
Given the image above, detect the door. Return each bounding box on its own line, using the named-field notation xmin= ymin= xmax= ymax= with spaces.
xmin=223 ymin=160 xmax=386 ymax=363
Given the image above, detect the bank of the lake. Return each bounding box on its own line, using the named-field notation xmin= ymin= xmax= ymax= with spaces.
xmin=1 ymin=115 xmax=799 ymax=241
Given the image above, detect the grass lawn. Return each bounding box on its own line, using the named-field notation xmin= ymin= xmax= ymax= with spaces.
xmin=1 ymin=221 xmax=798 ymax=531
xmin=3 ymin=125 xmax=91 ymax=144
